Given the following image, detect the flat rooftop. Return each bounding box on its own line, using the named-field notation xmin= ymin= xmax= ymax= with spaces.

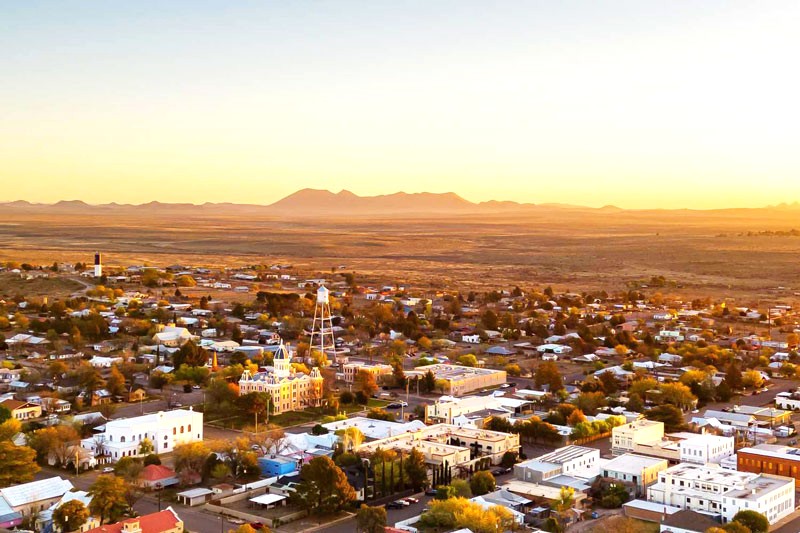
xmin=603 ymin=453 xmax=667 ymax=474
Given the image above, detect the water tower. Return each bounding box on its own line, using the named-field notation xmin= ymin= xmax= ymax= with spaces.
xmin=310 ymin=285 xmax=337 ymax=365
xmin=94 ymin=252 xmax=102 ymax=278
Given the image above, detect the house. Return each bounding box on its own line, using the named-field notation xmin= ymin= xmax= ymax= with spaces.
xmin=462 ymin=334 xmax=481 ymax=344
xmin=647 ymin=463 xmax=794 ymax=525
xmin=84 ymin=507 xmax=183 ymax=533
xmin=658 ymin=510 xmax=720 ymax=533
xmin=152 ymin=326 xmax=193 ymax=347
xmin=0 ymin=477 xmax=74 ymax=518
xmin=91 ymin=389 xmax=113 ymax=406
xmin=0 ymin=399 xmax=42 ymax=420
xmin=89 ymin=356 xmax=123 ymax=368
xmin=176 ymin=488 xmax=213 ymax=507
xmin=127 ymin=386 xmax=147 ymax=403
xmin=536 ymin=344 xmax=572 ymax=355
xmin=39 ymin=490 xmax=97 ymax=533
xmin=41 ymin=397 xmax=71 ymax=414
xmin=137 ymin=465 xmax=179 ymax=490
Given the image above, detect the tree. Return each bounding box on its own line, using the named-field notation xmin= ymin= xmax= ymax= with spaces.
xmin=481 ymin=309 xmax=498 ymax=330
xmin=645 ymin=404 xmax=686 ymax=432
xmin=88 ymin=475 xmax=130 ymax=524
xmin=742 ymin=370 xmax=764 ymax=389
xmin=53 ymin=499 xmax=90 ymax=532
xmin=355 ymin=369 xmax=378 ymax=398
xmin=291 ymin=456 xmax=356 ymax=514
xmin=658 ymin=382 xmax=696 ymax=410
xmin=172 ymin=341 xmax=209 ymax=368
xmin=335 ymin=427 xmax=365 ymax=453
xmin=450 ymin=479 xmax=472 ymax=498
xmin=356 ymin=504 xmax=387 ymax=533
xmin=732 ymin=510 xmax=768 ymax=533
xmin=552 ymin=486 xmax=576 ymax=532
xmin=535 ymin=361 xmax=563 ymax=392
xmin=457 ymin=354 xmax=478 ymax=367
xmin=0 ymin=441 xmax=39 ymax=487
xmin=406 ymin=447 xmax=429 ymax=491
xmin=114 ymin=457 xmax=144 ymax=482
xmin=173 ymin=442 xmax=211 ymax=480
xmin=106 ymin=365 xmax=126 ymax=397
xmin=419 ymin=497 xmax=515 ymax=533
xmin=139 ymin=438 xmax=154 ymax=456
xmin=149 ymin=371 xmax=173 ymax=391
xmin=0 ymin=406 xmax=9 ymax=424
xmin=237 ymin=391 xmax=272 ymax=429
xmin=469 ymin=471 xmax=496 ymax=496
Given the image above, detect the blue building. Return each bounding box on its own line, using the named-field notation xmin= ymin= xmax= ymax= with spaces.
xmin=258 ymin=456 xmax=298 ymax=477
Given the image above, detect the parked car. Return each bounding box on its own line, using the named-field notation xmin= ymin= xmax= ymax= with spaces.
xmin=227 ymin=519 xmax=245 ymax=525
xmin=101 ymin=467 xmax=115 ymax=474
xmin=386 ymin=403 xmax=401 ymax=409
xmin=192 ymin=385 xmax=201 ymax=390
xmin=386 ymin=501 xmax=405 ymax=510
xmin=425 ymin=488 xmax=438 ymax=496
xmin=404 ymin=497 xmax=420 ymax=504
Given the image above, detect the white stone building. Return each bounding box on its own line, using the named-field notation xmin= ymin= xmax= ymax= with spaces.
xmin=678 ymin=434 xmax=734 ymax=465
xmin=647 ymin=463 xmax=794 ymax=525
xmin=82 ymin=408 xmax=203 ymax=461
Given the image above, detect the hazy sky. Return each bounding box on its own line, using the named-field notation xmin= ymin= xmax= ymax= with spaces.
xmin=2 ymin=1 xmax=799 ymax=208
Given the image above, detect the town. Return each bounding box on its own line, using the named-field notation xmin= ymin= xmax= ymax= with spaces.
xmin=0 ymin=256 xmax=798 ymax=533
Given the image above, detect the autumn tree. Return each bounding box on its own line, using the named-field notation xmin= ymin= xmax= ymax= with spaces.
xmin=106 ymin=365 xmax=126 ymax=397
xmin=53 ymin=499 xmax=90 ymax=532
xmin=534 ymin=361 xmax=563 ymax=392
xmin=0 ymin=421 xmax=39 ymax=487
xmin=173 ymin=442 xmax=211 ymax=481
xmin=355 ymin=369 xmax=378 ymax=398
xmin=356 ymin=504 xmax=387 ymax=533
xmin=88 ymin=475 xmax=130 ymax=524
xmin=645 ymin=404 xmax=686 ymax=432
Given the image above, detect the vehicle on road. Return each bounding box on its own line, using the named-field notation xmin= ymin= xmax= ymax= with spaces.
xmin=227 ymin=519 xmax=245 ymax=525
xmin=425 ymin=488 xmax=438 ymax=496
xmin=192 ymin=385 xmax=201 ymax=390
xmin=102 ymin=467 xmax=115 ymax=474
xmin=404 ymin=497 xmax=420 ymax=504
xmin=386 ymin=501 xmax=406 ymax=509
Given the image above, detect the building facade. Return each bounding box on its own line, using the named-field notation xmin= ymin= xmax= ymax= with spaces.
xmin=738 ymin=444 xmax=800 ymax=488
xmin=678 ymin=434 xmax=734 ymax=465
xmin=342 ymin=362 xmax=393 ymax=383
xmin=82 ymin=409 xmax=203 ymax=461
xmin=601 ymin=453 xmax=668 ymax=497
xmin=238 ymin=343 xmax=324 ymax=415
xmin=612 ymin=419 xmax=664 ymax=454
xmin=647 ymin=463 xmax=795 ymax=525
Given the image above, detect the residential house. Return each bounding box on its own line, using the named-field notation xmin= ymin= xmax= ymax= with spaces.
xmin=601 ymin=453 xmax=668 ymax=497
xmin=0 ymin=399 xmax=42 ymax=420
xmin=137 ymin=465 xmax=179 ymax=490
xmin=0 ymin=477 xmax=74 ymax=518
xmin=84 ymin=507 xmax=183 ymax=533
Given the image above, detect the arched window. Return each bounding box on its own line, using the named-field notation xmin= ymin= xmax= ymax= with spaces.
xmin=180 ymin=426 xmax=184 ymax=434
xmin=188 ymin=424 xmax=191 ymax=432
xmin=121 ymin=436 xmax=126 ymax=443
xmin=173 ymin=427 xmax=177 ymax=435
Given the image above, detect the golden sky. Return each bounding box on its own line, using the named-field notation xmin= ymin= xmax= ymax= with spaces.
xmin=1 ymin=1 xmax=799 ymax=209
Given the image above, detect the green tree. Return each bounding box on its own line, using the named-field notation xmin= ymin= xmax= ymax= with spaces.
xmin=469 ymin=470 xmax=496 ymax=496
xmin=139 ymin=438 xmax=154 ymax=456
xmin=450 ymin=478 xmax=472 ymax=498
xmin=114 ymin=457 xmax=144 ymax=482
xmin=88 ymin=475 xmax=130 ymax=524
xmin=291 ymin=456 xmax=356 ymax=515
xmin=645 ymin=404 xmax=686 ymax=432
xmin=405 ymin=447 xmax=429 ymax=491
xmin=732 ymin=510 xmax=768 ymax=533
xmin=53 ymin=499 xmax=90 ymax=532
xmin=172 ymin=341 xmax=209 ymax=368
xmin=457 ymin=354 xmax=478 ymax=367
xmin=0 ymin=406 xmax=10 ymax=424
xmin=356 ymin=504 xmax=387 ymax=533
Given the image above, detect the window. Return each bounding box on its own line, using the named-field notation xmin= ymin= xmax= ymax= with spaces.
xmin=173 ymin=427 xmax=177 ymax=435
xmin=180 ymin=426 xmax=184 ymax=434
xmin=121 ymin=436 xmax=126 ymax=443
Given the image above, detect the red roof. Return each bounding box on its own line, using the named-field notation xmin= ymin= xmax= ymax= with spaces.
xmin=139 ymin=464 xmax=177 ymax=482
xmin=85 ymin=509 xmax=181 ymax=533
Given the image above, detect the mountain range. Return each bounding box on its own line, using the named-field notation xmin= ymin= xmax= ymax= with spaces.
xmin=0 ymin=189 xmax=797 ymax=217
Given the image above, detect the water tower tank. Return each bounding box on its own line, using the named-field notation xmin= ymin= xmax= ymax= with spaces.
xmin=316 ymin=285 xmax=329 ymax=304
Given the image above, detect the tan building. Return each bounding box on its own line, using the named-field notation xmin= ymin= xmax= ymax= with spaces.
xmin=343 ymin=362 xmax=393 ymax=383
xmin=0 ymin=399 xmax=42 ymax=420
xmin=612 ymin=419 xmax=664 ymax=454
xmin=238 ymin=343 xmax=323 ymax=414
xmin=357 ymin=423 xmax=520 ymax=470
xmin=420 ymin=364 xmax=506 ymax=396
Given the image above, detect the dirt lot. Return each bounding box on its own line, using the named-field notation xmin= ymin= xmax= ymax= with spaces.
xmin=1 ymin=207 xmax=800 ymax=302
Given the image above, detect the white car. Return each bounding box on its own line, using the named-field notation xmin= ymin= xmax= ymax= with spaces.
xmin=101 ymin=467 xmax=115 ymax=474
xmin=398 ymin=401 xmax=408 ymax=407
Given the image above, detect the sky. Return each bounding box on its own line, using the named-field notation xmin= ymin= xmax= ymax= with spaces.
xmin=1 ymin=1 xmax=799 ymax=209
